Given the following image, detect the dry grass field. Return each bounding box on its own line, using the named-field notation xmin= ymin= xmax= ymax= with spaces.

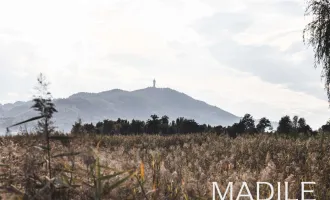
xmin=0 ymin=133 xmax=330 ymax=199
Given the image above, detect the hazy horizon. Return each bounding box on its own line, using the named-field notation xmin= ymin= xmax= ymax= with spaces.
xmin=0 ymin=0 xmax=329 ymax=129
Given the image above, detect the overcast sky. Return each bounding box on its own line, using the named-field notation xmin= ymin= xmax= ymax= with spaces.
xmin=0 ymin=0 xmax=329 ymax=129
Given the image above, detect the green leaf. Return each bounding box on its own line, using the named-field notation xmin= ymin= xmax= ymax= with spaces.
xmin=52 ymin=152 xmax=80 ymax=158
xmin=7 ymin=115 xmax=44 ymax=128
xmin=0 ymin=164 xmax=9 ymax=168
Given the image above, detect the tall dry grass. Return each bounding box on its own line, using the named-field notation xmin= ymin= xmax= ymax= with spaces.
xmin=0 ymin=133 xmax=329 ymax=199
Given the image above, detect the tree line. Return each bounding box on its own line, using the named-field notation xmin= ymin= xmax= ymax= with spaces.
xmin=70 ymin=113 xmax=324 ymax=137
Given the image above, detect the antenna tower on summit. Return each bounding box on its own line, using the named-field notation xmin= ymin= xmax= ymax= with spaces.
xmin=153 ymin=79 xmax=156 ymax=88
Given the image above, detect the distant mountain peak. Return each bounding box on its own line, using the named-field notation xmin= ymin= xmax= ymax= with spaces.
xmin=0 ymin=87 xmax=240 ymax=133
xmin=99 ymin=89 xmax=127 ymax=93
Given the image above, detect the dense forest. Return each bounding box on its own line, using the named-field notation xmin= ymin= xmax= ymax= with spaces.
xmin=70 ymin=113 xmax=325 ymax=137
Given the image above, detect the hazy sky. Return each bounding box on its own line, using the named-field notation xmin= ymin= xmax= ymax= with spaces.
xmin=0 ymin=0 xmax=329 ymax=129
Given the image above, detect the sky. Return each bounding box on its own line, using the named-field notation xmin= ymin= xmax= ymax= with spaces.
xmin=0 ymin=0 xmax=329 ymax=129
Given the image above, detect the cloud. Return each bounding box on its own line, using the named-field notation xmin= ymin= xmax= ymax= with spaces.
xmin=193 ymin=12 xmax=254 ymax=43
xmin=191 ymin=2 xmax=326 ymax=100
xmin=7 ymin=93 xmax=19 ymax=97
xmin=0 ymin=0 xmax=329 ymax=129
xmin=268 ymin=0 xmax=305 ymax=16
xmin=206 ymin=39 xmax=325 ymax=99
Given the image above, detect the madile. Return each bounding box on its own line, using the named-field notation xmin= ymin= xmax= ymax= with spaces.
xmin=212 ymin=181 xmax=316 ymax=200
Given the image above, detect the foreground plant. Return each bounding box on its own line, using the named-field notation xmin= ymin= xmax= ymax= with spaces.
xmin=79 ymin=139 xmax=136 ymax=200
xmin=7 ymin=73 xmax=57 ymax=178
xmin=5 ymin=74 xmax=82 ymax=199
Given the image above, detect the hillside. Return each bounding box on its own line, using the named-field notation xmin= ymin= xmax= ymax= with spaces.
xmin=0 ymin=87 xmax=240 ymax=133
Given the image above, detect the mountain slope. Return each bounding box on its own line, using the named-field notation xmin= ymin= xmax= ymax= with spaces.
xmin=0 ymin=87 xmax=240 ymax=133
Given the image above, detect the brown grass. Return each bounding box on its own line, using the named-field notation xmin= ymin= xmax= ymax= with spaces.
xmin=0 ymin=133 xmax=330 ymax=199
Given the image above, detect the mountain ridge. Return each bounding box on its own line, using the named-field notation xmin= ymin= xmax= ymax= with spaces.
xmin=0 ymin=87 xmax=241 ymax=133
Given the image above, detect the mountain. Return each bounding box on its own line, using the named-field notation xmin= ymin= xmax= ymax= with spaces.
xmin=0 ymin=87 xmax=241 ymax=133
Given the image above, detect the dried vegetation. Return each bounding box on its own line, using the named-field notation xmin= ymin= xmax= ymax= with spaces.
xmin=0 ymin=133 xmax=330 ymax=199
